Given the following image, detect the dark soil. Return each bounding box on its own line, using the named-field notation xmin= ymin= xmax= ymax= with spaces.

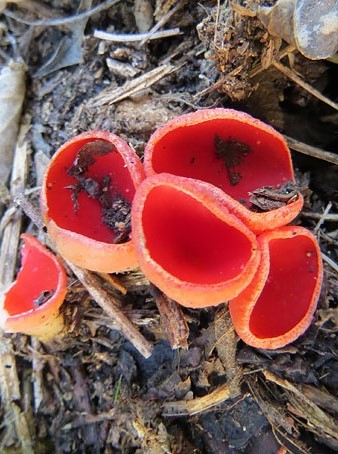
xmin=0 ymin=1 xmax=337 ymax=453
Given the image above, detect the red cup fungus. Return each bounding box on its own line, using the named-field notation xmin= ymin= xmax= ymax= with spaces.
xmin=41 ymin=130 xmax=145 ymax=272
xmin=143 ymin=108 xmax=303 ymax=233
xmin=131 ymin=173 xmax=261 ymax=308
xmin=0 ymin=234 xmax=67 ymax=342
xmin=229 ymin=226 xmax=323 ymax=349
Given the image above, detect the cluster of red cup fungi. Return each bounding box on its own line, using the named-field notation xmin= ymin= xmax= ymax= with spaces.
xmin=0 ymin=109 xmax=323 ymax=349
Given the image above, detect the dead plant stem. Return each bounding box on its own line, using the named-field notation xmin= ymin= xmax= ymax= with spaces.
xmin=66 ymin=261 xmax=153 ymax=358
xmin=286 ymin=136 xmax=338 ymax=166
xmin=273 ymin=61 xmax=338 ymax=112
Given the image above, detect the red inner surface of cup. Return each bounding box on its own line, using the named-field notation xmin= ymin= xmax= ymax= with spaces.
xmin=141 ymin=185 xmax=253 ymax=284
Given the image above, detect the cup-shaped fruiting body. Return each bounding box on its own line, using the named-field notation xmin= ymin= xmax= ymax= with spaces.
xmin=144 ymin=108 xmax=303 ymax=233
xmin=131 ymin=173 xmax=260 ymax=308
xmin=229 ymin=226 xmax=323 ymax=349
xmin=0 ymin=234 xmax=67 ymax=342
xmin=41 ymin=131 xmax=145 ymax=272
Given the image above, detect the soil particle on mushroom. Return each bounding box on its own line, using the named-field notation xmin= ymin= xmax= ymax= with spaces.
xmin=66 ymin=140 xmax=132 ymax=243
xmin=33 ymin=289 xmax=55 ymax=308
xmin=214 ymin=135 xmax=251 ymax=186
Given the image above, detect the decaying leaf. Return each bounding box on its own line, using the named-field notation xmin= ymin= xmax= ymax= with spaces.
xmin=257 ymin=0 xmax=338 ymax=60
xmin=0 ymin=60 xmax=26 ymax=183
xmin=34 ymin=0 xmax=92 ymax=77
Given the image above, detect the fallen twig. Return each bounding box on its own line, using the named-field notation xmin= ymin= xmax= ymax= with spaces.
xmin=321 ymin=253 xmax=338 ymax=274
xmin=314 ymin=202 xmax=333 ymax=234
xmin=285 ymin=136 xmax=338 ymax=166
xmin=14 ymin=194 xmax=153 ymax=357
xmin=88 ymin=64 xmax=177 ymax=107
xmin=66 ymin=261 xmax=153 ymax=358
xmin=140 ymin=1 xmax=186 ymax=46
xmin=273 ymin=61 xmax=338 ymax=112
xmin=302 ymin=212 xmax=338 ymax=221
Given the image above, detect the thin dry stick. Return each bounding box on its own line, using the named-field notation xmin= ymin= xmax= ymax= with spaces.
xmin=3 ymin=0 xmax=121 ymax=26
xmin=302 ymin=212 xmax=338 ymax=221
xmin=150 ymin=285 xmax=189 ymax=349
xmin=162 ymin=383 xmax=230 ymax=417
xmin=321 ymin=253 xmax=338 ymax=274
xmin=94 ymin=28 xmax=181 ymax=42
xmin=140 ymin=1 xmax=186 ymax=46
xmin=13 ymin=194 xmax=154 ymax=357
xmin=66 ymin=261 xmax=153 ymax=358
xmin=286 ymin=136 xmax=338 ymax=166
xmin=273 ymin=60 xmax=338 ymax=112
xmin=314 ymin=202 xmax=333 ymax=234
xmin=14 ymin=193 xmax=45 ymax=230
xmin=250 ymin=44 xmax=296 ymax=78
xmin=89 ymin=64 xmax=177 ymax=107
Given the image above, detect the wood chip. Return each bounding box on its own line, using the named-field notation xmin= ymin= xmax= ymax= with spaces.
xmin=215 ymin=306 xmax=242 ymax=397
xmin=151 ymin=285 xmax=189 ymax=349
xmin=162 ymin=383 xmax=230 ymax=417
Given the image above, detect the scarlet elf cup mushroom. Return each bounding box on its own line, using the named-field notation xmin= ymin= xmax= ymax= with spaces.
xmin=229 ymin=226 xmax=323 ymax=349
xmin=0 ymin=234 xmax=67 ymax=342
xmin=131 ymin=173 xmax=260 ymax=308
xmin=41 ymin=131 xmax=145 ymax=272
xmin=143 ymin=108 xmax=304 ymax=234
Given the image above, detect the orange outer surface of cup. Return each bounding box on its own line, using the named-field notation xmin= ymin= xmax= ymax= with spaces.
xmin=229 ymin=226 xmax=323 ymax=349
xmin=41 ymin=130 xmax=145 ymax=272
xmin=0 ymin=234 xmax=67 ymax=340
xmin=143 ymin=108 xmax=303 ymax=234
xmin=131 ymin=173 xmax=261 ymax=308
